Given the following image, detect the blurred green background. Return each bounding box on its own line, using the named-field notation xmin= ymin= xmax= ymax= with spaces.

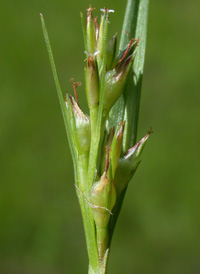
xmin=1 ymin=0 xmax=200 ymax=273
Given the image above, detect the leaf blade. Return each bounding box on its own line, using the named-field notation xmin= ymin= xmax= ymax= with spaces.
xmin=123 ymin=0 xmax=149 ymax=152
xmin=40 ymin=14 xmax=78 ymax=167
xmin=108 ymin=0 xmax=150 ymax=243
xmin=108 ymin=0 xmax=149 ymax=152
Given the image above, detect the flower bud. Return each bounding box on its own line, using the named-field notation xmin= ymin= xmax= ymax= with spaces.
xmin=101 ymin=127 xmax=115 ymax=174
xmin=114 ymin=131 xmax=151 ymax=196
xmin=106 ymin=34 xmax=117 ymax=70
xmin=65 ymin=94 xmax=91 ymax=154
xmin=86 ymin=55 xmax=99 ymax=109
xmin=113 ymin=38 xmax=138 ymax=69
xmin=97 ymin=9 xmax=107 ymax=61
xmin=89 ymin=169 xmax=116 ymax=228
xmin=86 ymin=6 xmax=96 ymax=54
xmin=103 ymin=54 xmax=135 ymax=115
xmin=110 ymin=122 xmax=125 ymax=176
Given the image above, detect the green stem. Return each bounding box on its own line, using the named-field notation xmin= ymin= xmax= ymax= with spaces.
xmin=89 ymin=107 xmax=99 ymax=162
xmin=78 ymin=197 xmax=99 ymax=272
xmin=78 ymin=151 xmax=109 ymax=274
xmin=96 ymin=227 xmax=108 ymax=261
xmin=77 ymin=155 xmax=100 ymax=272
xmin=88 ymin=264 xmax=107 ymax=274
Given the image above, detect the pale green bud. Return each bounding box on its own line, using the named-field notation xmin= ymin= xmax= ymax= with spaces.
xmin=110 ymin=122 xmax=125 ymax=176
xmin=101 ymin=127 xmax=115 ymax=174
xmin=106 ymin=34 xmax=117 ymax=70
xmin=101 ymin=123 xmax=125 ymax=177
xmin=86 ymin=6 xmax=97 ymax=54
xmin=114 ymin=131 xmax=152 ymax=196
xmin=90 ymin=162 xmax=116 ymax=228
xmin=97 ymin=8 xmax=114 ymax=68
xmin=103 ymin=54 xmax=135 ymax=115
xmin=86 ymin=55 xmax=99 ymax=109
xmin=97 ymin=9 xmax=107 ymax=60
xmin=65 ymin=94 xmax=91 ymax=154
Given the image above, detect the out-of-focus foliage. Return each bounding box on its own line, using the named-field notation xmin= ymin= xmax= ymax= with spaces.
xmin=0 ymin=0 xmax=199 ymax=273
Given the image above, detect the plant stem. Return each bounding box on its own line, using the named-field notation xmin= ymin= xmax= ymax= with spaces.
xmin=90 ymin=107 xmax=98 ymax=143
xmin=76 ymin=156 xmax=100 ymax=272
xmin=78 ymin=196 xmax=100 ymax=272
xmin=96 ymin=227 xmax=108 ymax=261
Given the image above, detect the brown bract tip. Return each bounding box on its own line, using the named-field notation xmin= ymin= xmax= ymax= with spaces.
xmin=147 ymin=127 xmax=153 ymax=135
xmin=120 ymin=121 xmax=125 ymax=127
xmin=115 ymin=38 xmax=136 ymax=69
xmin=109 ymin=127 xmax=115 ymax=136
xmin=68 ymin=94 xmax=88 ymax=121
xmin=117 ymin=121 xmax=125 ymax=138
xmin=106 ymin=127 xmax=115 ymax=147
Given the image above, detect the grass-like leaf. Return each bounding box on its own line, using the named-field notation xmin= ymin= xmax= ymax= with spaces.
xmin=40 ymin=14 xmax=78 ymax=168
xmin=108 ymin=0 xmax=150 ymax=242
xmin=109 ymin=0 xmax=149 ymax=152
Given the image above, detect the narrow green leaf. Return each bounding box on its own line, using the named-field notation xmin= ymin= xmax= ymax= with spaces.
xmin=108 ymin=0 xmax=140 ymax=129
xmin=40 ymin=14 xmax=77 ymax=166
xmin=123 ymin=0 xmax=149 ymax=152
xmin=108 ymin=0 xmax=149 ymax=243
xmin=80 ymin=12 xmax=87 ymax=51
xmin=109 ymin=0 xmax=149 ymax=152
xmin=119 ymin=0 xmax=140 ymax=51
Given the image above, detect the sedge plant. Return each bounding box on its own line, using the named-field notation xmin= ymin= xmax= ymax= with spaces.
xmin=41 ymin=0 xmax=150 ymax=273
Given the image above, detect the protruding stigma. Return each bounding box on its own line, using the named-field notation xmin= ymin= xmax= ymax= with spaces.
xmin=70 ymin=78 xmax=82 ymax=103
